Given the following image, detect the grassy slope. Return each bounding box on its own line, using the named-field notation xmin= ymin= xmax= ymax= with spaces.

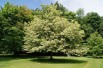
xmin=0 ymin=56 xmax=103 ymax=68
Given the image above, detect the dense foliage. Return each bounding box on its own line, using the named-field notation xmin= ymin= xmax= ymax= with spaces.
xmin=87 ymin=32 xmax=103 ymax=57
xmin=0 ymin=2 xmax=103 ymax=57
xmin=0 ymin=2 xmax=33 ymax=54
xmin=23 ymin=5 xmax=84 ymax=59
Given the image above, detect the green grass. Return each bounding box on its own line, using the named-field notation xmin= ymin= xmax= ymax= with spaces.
xmin=0 ymin=55 xmax=103 ymax=68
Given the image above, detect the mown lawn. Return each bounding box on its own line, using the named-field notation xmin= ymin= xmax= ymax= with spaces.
xmin=0 ymin=55 xmax=103 ymax=68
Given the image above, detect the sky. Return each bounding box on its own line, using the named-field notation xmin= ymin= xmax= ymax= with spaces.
xmin=0 ymin=0 xmax=103 ymax=16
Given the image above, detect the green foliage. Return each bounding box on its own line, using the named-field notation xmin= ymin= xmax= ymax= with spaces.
xmin=98 ymin=17 xmax=103 ymax=37
xmin=81 ymin=12 xmax=101 ymax=39
xmin=33 ymin=2 xmax=76 ymax=22
xmin=83 ymin=12 xmax=101 ymax=29
xmin=23 ymin=5 xmax=85 ymax=56
xmin=54 ymin=2 xmax=76 ymax=21
xmin=76 ymin=8 xmax=84 ymax=24
xmin=76 ymin=8 xmax=84 ymax=19
xmin=1 ymin=2 xmax=33 ymax=23
xmin=54 ymin=1 xmax=67 ymax=14
xmin=87 ymin=32 xmax=103 ymax=57
xmin=0 ymin=2 xmax=33 ymax=54
xmin=63 ymin=11 xmax=76 ymax=21
xmin=1 ymin=1 xmax=103 ymax=58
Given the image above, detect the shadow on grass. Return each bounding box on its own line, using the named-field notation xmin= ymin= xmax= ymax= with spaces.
xmin=0 ymin=55 xmax=87 ymax=64
xmin=31 ymin=58 xmax=87 ymax=64
xmin=0 ymin=55 xmax=47 ymax=62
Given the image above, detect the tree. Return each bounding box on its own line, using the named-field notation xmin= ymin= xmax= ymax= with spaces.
xmin=81 ymin=12 xmax=101 ymax=39
xmin=84 ymin=12 xmax=101 ymax=29
xmin=0 ymin=12 xmax=8 ymax=53
xmin=87 ymin=32 xmax=103 ymax=57
xmin=54 ymin=1 xmax=67 ymax=14
xmin=33 ymin=2 xmax=76 ymax=22
xmin=0 ymin=2 xmax=33 ymax=54
xmin=23 ymin=5 xmax=85 ymax=59
xmin=76 ymin=8 xmax=84 ymax=24
xmin=63 ymin=11 xmax=76 ymax=21
xmin=98 ymin=17 xmax=103 ymax=37
xmin=54 ymin=1 xmax=76 ymax=21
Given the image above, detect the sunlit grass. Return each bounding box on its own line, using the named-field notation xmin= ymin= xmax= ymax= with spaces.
xmin=0 ymin=55 xmax=103 ymax=68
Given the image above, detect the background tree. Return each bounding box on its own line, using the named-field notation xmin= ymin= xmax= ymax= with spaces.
xmin=0 ymin=2 xmax=33 ymax=54
xmin=81 ymin=12 xmax=101 ymax=39
xmin=63 ymin=11 xmax=76 ymax=21
xmin=23 ymin=5 xmax=85 ymax=59
xmin=54 ymin=1 xmax=67 ymax=14
xmin=54 ymin=1 xmax=76 ymax=21
xmin=76 ymin=8 xmax=84 ymax=24
xmin=87 ymin=32 xmax=103 ymax=57
xmin=98 ymin=17 xmax=103 ymax=37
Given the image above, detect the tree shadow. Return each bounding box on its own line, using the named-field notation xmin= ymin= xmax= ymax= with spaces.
xmin=31 ymin=58 xmax=87 ymax=64
xmin=0 ymin=55 xmax=48 ymax=62
xmin=0 ymin=55 xmax=87 ymax=64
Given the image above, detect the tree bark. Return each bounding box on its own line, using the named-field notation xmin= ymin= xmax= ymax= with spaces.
xmin=50 ymin=52 xmax=53 ymax=60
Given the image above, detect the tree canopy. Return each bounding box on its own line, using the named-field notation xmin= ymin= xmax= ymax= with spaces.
xmin=23 ymin=5 xmax=84 ymax=59
xmin=87 ymin=32 xmax=103 ymax=57
xmin=0 ymin=2 xmax=34 ymax=54
xmin=0 ymin=2 xmax=103 ymax=58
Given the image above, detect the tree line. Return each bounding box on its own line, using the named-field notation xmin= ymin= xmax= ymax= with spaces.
xmin=0 ymin=2 xmax=103 ymax=58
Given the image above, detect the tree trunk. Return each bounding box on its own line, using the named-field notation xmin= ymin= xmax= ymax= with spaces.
xmin=50 ymin=52 xmax=53 ymax=60
xmin=13 ymin=51 xmax=19 ymax=56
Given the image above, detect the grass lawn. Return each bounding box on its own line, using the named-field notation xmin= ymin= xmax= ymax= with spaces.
xmin=0 ymin=55 xmax=103 ymax=68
